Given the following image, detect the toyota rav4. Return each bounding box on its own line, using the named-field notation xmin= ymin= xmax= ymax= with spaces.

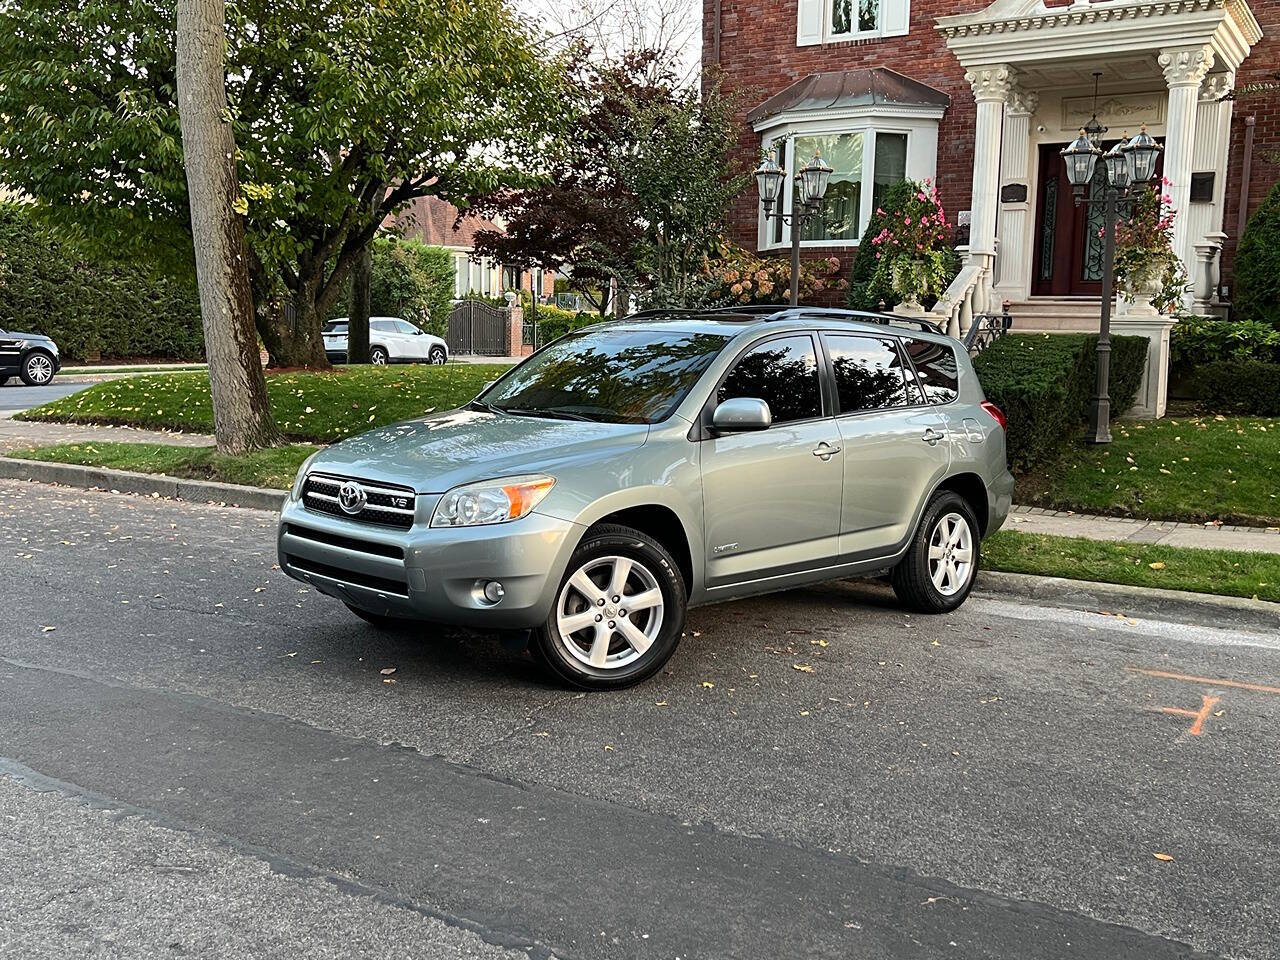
xmin=278 ymin=307 xmax=1014 ymax=689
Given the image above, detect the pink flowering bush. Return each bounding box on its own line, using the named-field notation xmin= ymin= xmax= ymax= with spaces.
xmin=1113 ymin=178 xmax=1187 ymax=313
xmin=847 ymin=179 xmax=959 ymax=310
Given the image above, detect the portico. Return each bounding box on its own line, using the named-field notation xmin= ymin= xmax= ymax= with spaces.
xmin=932 ymin=0 xmax=1262 ymax=320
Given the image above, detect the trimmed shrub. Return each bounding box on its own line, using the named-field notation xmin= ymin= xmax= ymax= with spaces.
xmin=846 ymin=181 xmax=919 ymax=311
xmin=974 ymin=333 xmax=1148 ymax=471
xmin=1170 ymin=314 xmax=1280 ymax=376
xmin=335 ymin=235 xmax=455 ymax=337
xmin=0 ymin=204 xmax=204 ymax=362
xmin=1192 ymin=360 xmax=1280 ymax=415
xmin=530 ymin=304 xmax=596 ymax=343
xmin=1233 ymin=179 xmax=1280 ymax=330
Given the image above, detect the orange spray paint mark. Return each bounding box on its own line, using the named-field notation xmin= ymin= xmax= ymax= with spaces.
xmin=1160 ymin=695 xmax=1221 ymax=736
xmin=1127 ymin=667 xmax=1280 ymax=696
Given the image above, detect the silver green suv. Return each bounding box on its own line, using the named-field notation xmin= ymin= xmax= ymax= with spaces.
xmin=278 ymin=308 xmax=1014 ymax=689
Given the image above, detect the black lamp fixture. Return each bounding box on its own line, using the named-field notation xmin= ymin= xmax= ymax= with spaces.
xmin=1083 ymin=71 xmax=1108 ymax=147
xmin=755 ymin=140 xmax=834 ymax=306
xmin=1102 ymin=135 xmax=1130 ymax=191
xmin=1060 ymin=128 xmax=1102 ymax=198
xmin=1122 ymin=124 xmax=1163 ymax=187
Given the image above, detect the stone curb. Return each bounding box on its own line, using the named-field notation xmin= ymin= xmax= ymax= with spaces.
xmin=976 ymin=570 xmax=1280 ymax=633
xmin=0 ymin=456 xmax=285 ymax=512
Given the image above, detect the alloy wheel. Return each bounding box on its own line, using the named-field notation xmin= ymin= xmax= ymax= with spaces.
xmin=25 ymin=354 xmax=53 ymax=385
xmin=371 ymin=351 xmax=387 ymax=365
xmin=928 ymin=512 xmax=973 ymax=597
xmin=554 ymin=555 xmax=664 ymax=670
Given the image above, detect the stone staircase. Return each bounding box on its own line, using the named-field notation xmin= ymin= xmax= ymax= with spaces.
xmin=1006 ymin=297 xmax=1109 ymax=333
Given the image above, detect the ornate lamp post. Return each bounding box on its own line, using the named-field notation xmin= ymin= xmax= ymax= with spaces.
xmin=1060 ymin=123 xmax=1163 ymax=444
xmin=754 ymin=143 xmax=834 ymax=306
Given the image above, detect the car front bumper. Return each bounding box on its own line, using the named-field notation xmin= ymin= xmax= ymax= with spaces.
xmin=277 ymin=496 xmax=583 ymax=628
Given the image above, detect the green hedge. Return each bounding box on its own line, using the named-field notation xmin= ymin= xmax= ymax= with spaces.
xmin=1169 ymin=314 xmax=1280 ymax=376
xmin=974 ymin=333 xmax=1148 ymax=471
xmin=1233 ymin=179 xmax=1280 ymax=330
xmin=0 ymin=204 xmax=204 ymax=362
xmin=531 ymin=304 xmax=597 ymax=343
xmin=1192 ymin=360 xmax=1280 ymax=415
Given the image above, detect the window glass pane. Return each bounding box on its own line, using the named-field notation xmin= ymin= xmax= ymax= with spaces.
xmin=482 ymin=329 xmax=728 ymax=424
xmin=395 ymin=321 xmax=417 ymax=335
xmin=824 ymin=334 xmax=914 ymax=412
xmin=797 ymin=133 xmax=863 ymax=242
xmin=371 ymin=320 xmax=393 ymax=332
xmin=719 ymin=336 xmax=821 ymax=423
xmin=832 ymin=0 xmax=852 ymax=34
xmin=903 ymin=338 xmax=958 ymax=403
xmin=871 ymin=133 xmax=908 ymax=214
xmin=858 ymin=0 xmax=878 ymax=31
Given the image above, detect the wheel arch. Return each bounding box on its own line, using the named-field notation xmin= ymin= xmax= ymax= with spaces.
xmin=581 ymin=502 xmax=696 ymax=599
xmin=935 ymin=472 xmax=990 ymax=537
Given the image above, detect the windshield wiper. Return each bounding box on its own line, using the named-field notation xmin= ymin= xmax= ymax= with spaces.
xmin=500 ymin=407 xmax=598 ymax=422
xmin=468 ymin=399 xmax=502 ymax=414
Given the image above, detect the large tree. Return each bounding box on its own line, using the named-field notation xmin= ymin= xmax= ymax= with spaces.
xmin=0 ymin=0 xmax=566 ymax=366
xmin=175 ymin=0 xmax=279 ymax=452
xmin=471 ymin=51 xmax=745 ymax=312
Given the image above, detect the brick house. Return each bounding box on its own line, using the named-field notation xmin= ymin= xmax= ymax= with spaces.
xmin=704 ymin=0 xmax=1276 ymax=349
xmin=387 ymin=195 xmax=556 ymax=301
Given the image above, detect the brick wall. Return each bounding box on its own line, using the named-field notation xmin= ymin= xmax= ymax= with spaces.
xmin=1221 ymin=3 xmax=1280 ymax=284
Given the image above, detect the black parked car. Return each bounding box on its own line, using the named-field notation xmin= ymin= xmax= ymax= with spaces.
xmin=0 ymin=328 xmax=61 ymax=386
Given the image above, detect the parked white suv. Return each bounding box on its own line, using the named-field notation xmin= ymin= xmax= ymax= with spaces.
xmin=323 ymin=317 xmax=448 ymax=366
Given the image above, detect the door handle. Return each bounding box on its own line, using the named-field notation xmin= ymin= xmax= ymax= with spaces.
xmin=812 ymin=442 xmax=841 ymax=460
xmin=922 ymin=428 xmax=946 ymax=445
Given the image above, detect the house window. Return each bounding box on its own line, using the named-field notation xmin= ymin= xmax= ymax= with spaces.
xmin=766 ymin=129 xmax=913 ymax=247
xmin=831 ymin=0 xmax=878 ymax=37
xmin=798 ymin=0 xmax=908 ymax=44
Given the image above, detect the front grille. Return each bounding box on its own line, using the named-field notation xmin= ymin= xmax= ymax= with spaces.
xmin=302 ymin=473 xmax=416 ymax=529
xmin=283 ymin=523 xmax=403 ymax=560
xmin=285 ymin=554 xmax=409 ymax=596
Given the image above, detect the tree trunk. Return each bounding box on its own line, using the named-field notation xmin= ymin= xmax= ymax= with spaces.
xmin=347 ymin=240 xmax=372 ymax=364
xmin=176 ymin=0 xmax=280 ymax=454
xmin=259 ymin=292 xmax=329 ymax=369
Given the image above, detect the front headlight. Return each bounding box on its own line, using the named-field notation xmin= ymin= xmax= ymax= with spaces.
xmin=291 ymin=452 xmax=320 ymax=501
xmin=430 ymin=475 xmax=555 ymax=528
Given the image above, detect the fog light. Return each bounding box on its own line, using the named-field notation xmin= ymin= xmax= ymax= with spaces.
xmin=482 ymin=580 xmax=505 ymax=603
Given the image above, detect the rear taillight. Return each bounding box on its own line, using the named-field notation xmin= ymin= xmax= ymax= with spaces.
xmin=981 ymin=401 xmax=1007 ymax=431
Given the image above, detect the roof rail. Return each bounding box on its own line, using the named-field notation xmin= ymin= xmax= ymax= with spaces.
xmin=619 ymin=304 xmax=945 ymax=335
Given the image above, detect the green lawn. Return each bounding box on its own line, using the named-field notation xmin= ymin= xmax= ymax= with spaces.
xmin=10 ymin=441 xmax=317 ymax=489
xmin=985 ymin=530 xmax=1280 ymax=603
xmin=1017 ymin=415 xmax=1280 ymax=527
xmin=21 ymin=364 xmax=511 ymax=441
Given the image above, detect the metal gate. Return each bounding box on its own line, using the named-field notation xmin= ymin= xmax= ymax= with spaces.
xmin=447 ymin=300 xmax=509 ymax=356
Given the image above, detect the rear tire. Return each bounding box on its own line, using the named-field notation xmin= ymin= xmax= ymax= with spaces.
xmin=532 ymin=524 xmax=686 ymax=690
xmin=344 ymin=602 xmax=413 ymax=630
xmin=369 ymin=346 xmax=389 ymax=366
xmin=890 ymin=491 xmax=980 ymax=614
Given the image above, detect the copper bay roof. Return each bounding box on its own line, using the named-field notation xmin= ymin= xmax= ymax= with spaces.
xmin=746 ymin=68 xmax=950 ymax=125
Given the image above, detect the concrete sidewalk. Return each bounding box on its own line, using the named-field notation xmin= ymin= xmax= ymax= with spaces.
xmin=1006 ymin=504 xmax=1280 ymax=555
xmin=0 ymin=417 xmax=214 ymax=455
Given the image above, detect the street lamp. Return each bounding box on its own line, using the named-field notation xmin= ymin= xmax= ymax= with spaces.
xmin=754 ymin=143 xmax=833 ymax=306
xmin=1061 ymin=123 xmax=1163 ymax=444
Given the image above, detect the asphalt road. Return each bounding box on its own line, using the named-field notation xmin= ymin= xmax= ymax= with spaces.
xmin=0 ymin=379 xmax=92 ymax=414
xmin=2 ymin=479 xmax=1278 ymax=960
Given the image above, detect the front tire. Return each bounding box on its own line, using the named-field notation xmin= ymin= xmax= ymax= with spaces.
xmin=533 ymin=524 xmax=686 ymax=690
xmin=20 ymin=350 xmax=55 ymax=386
xmin=428 ymin=345 xmax=447 ymax=365
xmin=890 ymin=491 xmax=980 ymax=614
xmin=369 ymin=346 xmax=389 ymax=366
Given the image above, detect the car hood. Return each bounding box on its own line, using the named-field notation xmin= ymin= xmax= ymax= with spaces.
xmin=309 ymin=407 xmax=652 ymax=494
xmin=1 ymin=331 xmax=55 ymax=343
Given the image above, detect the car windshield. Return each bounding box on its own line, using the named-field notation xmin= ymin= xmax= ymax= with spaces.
xmin=323 ymin=322 xmax=347 ymax=334
xmin=479 ymin=327 xmax=728 ymax=424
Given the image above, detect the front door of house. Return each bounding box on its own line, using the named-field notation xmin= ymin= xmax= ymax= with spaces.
xmin=1032 ymin=139 xmax=1164 ymax=297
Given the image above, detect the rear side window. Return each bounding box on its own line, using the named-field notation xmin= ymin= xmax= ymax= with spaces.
xmin=719 ymin=335 xmax=821 ymax=424
xmin=903 ymin=337 xmax=959 ymax=404
xmin=823 ymin=334 xmax=916 ymax=412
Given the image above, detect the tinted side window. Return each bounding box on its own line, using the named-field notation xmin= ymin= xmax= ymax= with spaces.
xmin=371 ymin=320 xmax=395 ymax=333
xmin=719 ymin=335 xmax=821 ymax=424
xmin=823 ymin=334 xmax=915 ymax=412
xmin=904 ymin=338 xmax=959 ymax=404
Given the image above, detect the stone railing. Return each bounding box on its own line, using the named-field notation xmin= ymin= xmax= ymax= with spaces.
xmin=925 ymin=250 xmax=996 ymax=339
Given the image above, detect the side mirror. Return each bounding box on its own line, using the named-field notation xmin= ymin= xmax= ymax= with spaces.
xmin=711 ymin=397 xmax=772 ymax=433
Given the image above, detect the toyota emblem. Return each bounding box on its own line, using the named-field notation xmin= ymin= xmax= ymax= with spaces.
xmin=337 ymin=480 xmax=368 ymax=515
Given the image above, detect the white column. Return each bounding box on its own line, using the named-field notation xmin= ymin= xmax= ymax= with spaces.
xmin=1159 ymin=45 xmax=1214 ymax=290
xmin=964 ymin=64 xmax=1015 ymax=262
xmin=994 ymin=86 xmax=1038 ymax=302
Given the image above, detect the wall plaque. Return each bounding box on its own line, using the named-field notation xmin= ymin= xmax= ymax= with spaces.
xmin=1001 ymin=183 xmax=1028 ymax=203
xmin=1189 ymin=172 xmax=1214 ymax=203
